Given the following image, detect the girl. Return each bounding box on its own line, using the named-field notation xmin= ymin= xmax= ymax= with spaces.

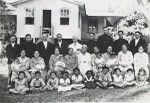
xmin=124 ymin=68 xmax=136 ymax=87
xmin=9 ymin=71 xmax=29 ymax=94
xmin=83 ymin=70 xmax=97 ymax=89
xmin=96 ymin=66 xmax=112 ymax=89
xmin=58 ymin=71 xmax=71 ymax=92
xmin=54 ymin=55 xmax=65 ymax=77
xmin=94 ymin=53 xmax=105 ymax=73
xmin=136 ymin=68 xmax=149 ymax=87
xmin=45 ymin=72 xmax=59 ymax=90
xmin=11 ymin=58 xmax=21 ymax=82
xmin=112 ymin=68 xmax=125 ymax=88
xmin=71 ymin=68 xmax=85 ymax=90
xmin=106 ymin=53 xmax=119 ymax=73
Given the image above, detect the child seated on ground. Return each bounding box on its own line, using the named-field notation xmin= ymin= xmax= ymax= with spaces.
xmin=9 ymin=71 xmax=29 ymax=94
xmin=136 ymin=68 xmax=149 ymax=87
xmin=54 ymin=55 xmax=66 ymax=77
xmin=45 ymin=72 xmax=58 ymax=90
xmin=11 ymin=58 xmax=21 ymax=82
xmin=30 ymin=71 xmax=46 ymax=92
xmin=96 ymin=66 xmax=112 ymax=89
xmin=83 ymin=70 xmax=97 ymax=89
xmin=58 ymin=71 xmax=71 ymax=92
xmin=124 ymin=68 xmax=136 ymax=87
xmin=112 ymin=68 xmax=125 ymax=88
xmin=71 ymin=68 xmax=85 ymax=90
xmin=106 ymin=53 xmax=118 ymax=73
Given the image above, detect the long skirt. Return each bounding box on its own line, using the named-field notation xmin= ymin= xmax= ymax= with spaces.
xmin=58 ymin=86 xmax=71 ymax=92
xmin=71 ymin=84 xmax=85 ymax=90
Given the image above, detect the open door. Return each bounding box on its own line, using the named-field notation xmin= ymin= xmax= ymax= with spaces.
xmin=43 ymin=10 xmax=51 ymax=34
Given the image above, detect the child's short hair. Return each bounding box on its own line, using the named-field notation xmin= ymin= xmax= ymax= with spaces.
xmin=61 ymin=71 xmax=69 ymax=76
xmin=138 ymin=68 xmax=147 ymax=75
xmin=18 ymin=71 xmax=25 ymax=76
xmin=35 ymin=71 xmax=41 ymax=75
xmin=114 ymin=68 xmax=121 ymax=73
xmin=85 ymin=70 xmax=94 ymax=77
xmin=102 ymin=66 xmax=109 ymax=71
xmin=50 ymin=71 xmax=57 ymax=76
xmin=73 ymin=68 xmax=80 ymax=73
xmin=127 ymin=68 xmax=133 ymax=72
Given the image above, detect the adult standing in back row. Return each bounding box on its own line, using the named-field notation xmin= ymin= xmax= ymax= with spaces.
xmin=97 ymin=27 xmax=113 ymax=53
xmin=36 ymin=33 xmax=54 ymax=72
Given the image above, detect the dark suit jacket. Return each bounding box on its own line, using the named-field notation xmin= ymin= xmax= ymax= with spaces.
xmin=36 ymin=41 xmax=54 ymax=68
xmin=97 ymin=34 xmax=113 ymax=53
xmin=6 ymin=43 xmax=20 ymax=64
xmin=21 ymin=42 xmax=36 ymax=58
xmin=86 ymin=40 xmax=96 ymax=54
xmin=54 ymin=40 xmax=68 ymax=56
xmin=129 ymin=38 xmax=146 ymax=55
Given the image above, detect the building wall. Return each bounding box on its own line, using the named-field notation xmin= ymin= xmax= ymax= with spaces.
xmin=15 ymin=0 xmax=80 ymax=39
xmin=81 ymin=16 xmax=105 ymax=41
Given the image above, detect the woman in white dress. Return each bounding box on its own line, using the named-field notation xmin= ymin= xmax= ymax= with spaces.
xmin=77 ymin=45 xmax=92 ymax=77
xmin=118 ymin=44 xmax=133 ymax=73
xmin=134 ymin=45 xmax=149 ymax=78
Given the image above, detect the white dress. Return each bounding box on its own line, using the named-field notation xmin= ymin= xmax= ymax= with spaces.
xmin=58 ymin=78 xmax=71 ymax=92
xmin=77 ymin=52 xmax=92 ymax=76
xmin=118 ymin=51 xmax=133 ymax=73
xmin=71 ymin=75 xmax=85 ymax=89
xmin=134 ymin=52 xmax=149 ymax=78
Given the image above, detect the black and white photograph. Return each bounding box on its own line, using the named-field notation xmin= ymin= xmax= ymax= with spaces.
xmin=1 ymin=0 xmax=150 ymax=102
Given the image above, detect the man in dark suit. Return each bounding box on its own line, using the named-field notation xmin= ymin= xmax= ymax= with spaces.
xmin=113 ymin=31 xmax=129 ymax=54
xmin=130 ymin=31 xmax=146 ymax=55
xmin=36 ymin=33 xmax=54 ymax=71
xmin=21 ymin=34 xmax=36 ymax=58
xmin=97 ymin=27 xmax=113 ymax=53
xmin=86 ymin=33 xmax=96 ymax=54
xmin=54 ymin=33 xmax=68 ymax=56
xmin=6 ymin=35 xmax=20 ymax=87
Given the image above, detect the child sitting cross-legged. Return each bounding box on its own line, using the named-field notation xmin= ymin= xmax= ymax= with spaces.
xmin=135 ymin=68 xmax=149 ymax=87
xmin=30 ymin=71 xmax=46 ymax=92
xmin=95 ymin=66 xmax=112 ymax=89
xmin=111 ymin=68 xmax=125 ymax=88
xmin=124 ymin=68 xmax=136 ymax=87
xmin=83 ymin=70 xmax=97 ymax=89
xmin=45 ymin=71 xmax=59 ymax=90
xmin=58 ymin=71 xmax=71 ymax=92
xmin=9 ymin=71 xmax=29 ymax=94
xmin=71 ymin=68 xmax=85 ymax=90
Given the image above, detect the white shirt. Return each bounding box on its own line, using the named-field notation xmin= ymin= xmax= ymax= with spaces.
xmin=43 ymin=41 xmax=48 ymax=49
xmin=118 ymin=50 xmax=133 ymax=66
xmin=72 ymin=75 xmax=83 ymax=82
xmin=134 ymin=52 xmax=149 ymax=67
xmin=11 ymin=43 xmax=15 ymax=48
xmin=69 ymin=42 xmax=82 ymax=54
xmin=59 ymin=78 xmax=70 ymax=85
xmin=58 ymin=41 xmax=62 ymax=48
xmin=135 ymin=38 xmax=140 ymax=46
xmin=113 ymin=74 xmax=124 ymax=83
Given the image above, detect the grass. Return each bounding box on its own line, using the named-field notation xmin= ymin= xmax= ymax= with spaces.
xmin=0 ymin=74 xmax=150 ymax=103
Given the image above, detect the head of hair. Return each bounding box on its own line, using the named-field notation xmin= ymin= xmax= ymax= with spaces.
xmin=50 ymin=71 xmax=57 ymax=77
xmin=35 ymin=71 xmax=41 ymax=75
xmin=127 ymin=68 xmax=133 ymax=72
xmin=57 ymin=33 xmax=62 ymax=36
xmin=85 ymin=70 xmax=94 ymax=77
xmin=103 ymin=27 xmax=108 ymax=29
xmin=18 ymin=71 xmax=25 ymax=79
xmin=118 ymin=30 xmax=123 ymax=34
xmin=73 ymin=68 xmax=80 ymax=73
xmin=61 ymin=71 xmax=69 ymax=76
xmin=114 ymin=68 xmax=121 ymax=73
xmin=138 ymin=68 xmax=146 ymax=75
xmin=135 ymin=31 xmax=142 ymax=35
xmin=102 ymin=66 xmax=109 ymax=71
xmin=25 ymin=34 xmax=31 ymax=38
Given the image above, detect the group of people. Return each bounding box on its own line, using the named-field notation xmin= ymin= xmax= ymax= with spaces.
xmin=6 ymin=27 xmax=150 ymax=94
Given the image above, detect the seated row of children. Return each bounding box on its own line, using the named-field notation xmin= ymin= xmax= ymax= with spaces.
xmin=9 ymin=66 xmax=149 ymax=94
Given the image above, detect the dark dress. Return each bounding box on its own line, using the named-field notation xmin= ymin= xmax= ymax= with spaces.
xmin=83 ymin=77 xmax=97 ymax=89
xmin=6 ymin=43 xmax=20 ymax=64
xmin=113 ymin=38 xmax=129 ymax=54
xmin=86 ymin=40 xmax=97 ymax=54
xmin=21 ymin=41 xmax=36 ymax=58
xmin=36 ymin=41 xmax=54 ymax=71
xmin=129 ymin=38 xmax=146 ymax=55
xmin=97 ymin=34 xmax=113 ymax=53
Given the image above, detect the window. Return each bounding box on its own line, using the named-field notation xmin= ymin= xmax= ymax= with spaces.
xmin=25 ymin=8 xmax=34 ymax=25
xmin=88 ymin=19 xmax=98 ymax=34
xmin=60 ymin=9 xmax=69 ymax=25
